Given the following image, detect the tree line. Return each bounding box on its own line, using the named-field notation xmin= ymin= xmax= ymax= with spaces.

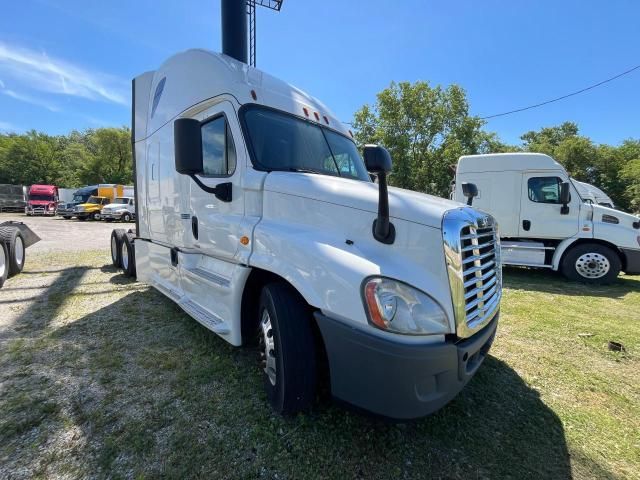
xmin=0 ymin=127 xmax=132 ymax=187
xmin=1 ymin=81 xmax=638 ymax=212
xmin=353 ymin=81 xmax=640 ymax=213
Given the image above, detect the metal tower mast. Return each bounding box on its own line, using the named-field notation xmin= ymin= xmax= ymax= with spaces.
xmin=246 ymin=0 xmax=283 ymax=67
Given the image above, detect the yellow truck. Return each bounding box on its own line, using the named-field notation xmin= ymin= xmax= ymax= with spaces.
xmin=74 ymin=184 xmax=124 ymax=221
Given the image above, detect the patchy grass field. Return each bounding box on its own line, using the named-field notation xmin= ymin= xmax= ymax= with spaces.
xmin=0 ymin=251 xmax=638 ymax=479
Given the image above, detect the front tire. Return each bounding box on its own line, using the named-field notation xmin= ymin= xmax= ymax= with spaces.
xmin=0 ymin=227 xmax=26 ymax=277
xmin=123 ymin=213 xmax=132 ymax=222
xmin=258 ymin=282 xmax=316 ymax=415
xmin=91 ymin=212 xmax=100 ymax=221
xmin=561 ymin=243 xmax=621 ymax=284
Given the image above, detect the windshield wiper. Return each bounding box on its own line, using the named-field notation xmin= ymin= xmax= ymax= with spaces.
xmin=286 ymin=167 xmax=323 ymax=175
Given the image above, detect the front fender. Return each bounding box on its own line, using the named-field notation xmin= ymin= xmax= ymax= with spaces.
xmin=249 ymin=217 xmax=455 ymax=332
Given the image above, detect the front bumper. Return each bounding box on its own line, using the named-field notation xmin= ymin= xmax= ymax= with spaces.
xmin=101 ymin=212 xmax=124 ymax=220
xmin=621 ymin=248 xmax=640 ymax=275
xmin=315 ymin=312 xmax=498 ymax=420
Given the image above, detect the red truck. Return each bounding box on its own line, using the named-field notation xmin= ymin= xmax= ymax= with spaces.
xmin=25 ymin=184 xmax=59 ymax=216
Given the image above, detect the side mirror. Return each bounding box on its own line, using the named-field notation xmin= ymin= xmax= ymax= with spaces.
xmin=363 ymin=145 xmax=395 ymax=244
xmin=461 ymin=182 xmax=478 ymax=206
xmin=363 ymin=145 xmax=392 ymax=174
xmin=174 ymin=118 xmax=203 ymax=175
xmin=173 ymin=117 xmax=233 ymax=202
xmin=560 ymin=182 xmax=571 ymax=215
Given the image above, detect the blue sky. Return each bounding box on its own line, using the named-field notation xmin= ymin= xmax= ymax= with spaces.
xmin=0 ymin=0 xmax=638 ymax=145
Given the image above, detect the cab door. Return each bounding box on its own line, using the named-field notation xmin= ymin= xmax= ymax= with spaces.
xmin=519 ymin=172 xmax=580 ymax=238
xmin=185 ymin=101 xmax=244 ymax=261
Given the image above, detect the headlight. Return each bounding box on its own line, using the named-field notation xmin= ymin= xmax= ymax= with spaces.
xmin=362 ymin=277 xmax=449 ymax=335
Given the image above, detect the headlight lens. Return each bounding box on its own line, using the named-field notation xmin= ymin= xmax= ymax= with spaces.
xmin=363 ymin=277 xmax=449 ymax=335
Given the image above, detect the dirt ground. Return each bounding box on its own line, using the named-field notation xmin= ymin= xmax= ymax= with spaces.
xmin=0 ymin=212 xmax=132 ymax=253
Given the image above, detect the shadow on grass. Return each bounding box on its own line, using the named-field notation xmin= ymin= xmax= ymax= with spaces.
xmin=503 ymin=265 xmax=639 ymax=299
xmin=0 ymin=268 xmax=619 ymax=479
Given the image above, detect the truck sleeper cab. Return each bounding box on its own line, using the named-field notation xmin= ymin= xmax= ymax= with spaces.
xmin=119 ymin=49 xmax=501 ymax=419
xmin=26 ymin=184 xmax=58 ymax=216
xmin=453 ymin=153 xmax=640 ymax=284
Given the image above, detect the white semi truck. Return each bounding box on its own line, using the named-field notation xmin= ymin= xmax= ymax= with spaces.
xmin=107 ymin=46 xmax=503 ymax=419
xmin=453 ymin=153 xmax=640 ymax=284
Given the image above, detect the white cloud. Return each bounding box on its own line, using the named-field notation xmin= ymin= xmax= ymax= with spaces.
xmin=0 ymin=42 xmax=129 ymax=106
xmin=1 ymin=87 xmax=60 ymax=112
xmin=0 ymin=121 xmax=19 ymax=132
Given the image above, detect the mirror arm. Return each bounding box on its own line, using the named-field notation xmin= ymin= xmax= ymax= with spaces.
xmin=189 ymin=175 xmax=233 ymax=202
xmin=372 ymin=172 xmax=395 ymax=244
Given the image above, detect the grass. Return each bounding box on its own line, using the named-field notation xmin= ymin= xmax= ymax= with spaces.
xmin=0 ymin=250 xmax=638 ymax=479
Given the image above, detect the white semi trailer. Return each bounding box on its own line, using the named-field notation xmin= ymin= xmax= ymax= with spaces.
xmin=453 ymin=153 xmax=640 ymax=284
xmin=107 ymin=47 xmax=503 ymax=419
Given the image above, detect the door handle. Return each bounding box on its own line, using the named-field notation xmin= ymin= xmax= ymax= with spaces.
xmin=191 ymin=216 xmax=199 ymax=240
xmin=522 ymin=220 xmax=531 ymax=231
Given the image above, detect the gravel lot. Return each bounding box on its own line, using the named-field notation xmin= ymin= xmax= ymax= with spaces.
xmin=0 ymin=213 xmax=132 ymax=253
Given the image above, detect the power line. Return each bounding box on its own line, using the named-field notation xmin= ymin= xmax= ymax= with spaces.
xmin=480 ymin=64 xmax=640 ymax=120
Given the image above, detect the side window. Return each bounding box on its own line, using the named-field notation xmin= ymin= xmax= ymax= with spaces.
xmin=201 ymin=116 xmax=237 ymax=177
xmin=528 ymin=177 xmax=563 ymax=204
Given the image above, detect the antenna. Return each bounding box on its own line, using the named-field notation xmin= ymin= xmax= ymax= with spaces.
xmin=246 ymin=0 xmax=283 ymax=67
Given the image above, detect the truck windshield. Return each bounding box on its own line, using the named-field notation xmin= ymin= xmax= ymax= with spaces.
xmin=87 ymin=196 xmax=102 ymax=204
xmin=29 ymin=194 xmax=53 ymax=201
xmin=72 ymin=194 xmax=88 ymax=203
xmin=242 ymin=107 xmax=370 ymax=181
xmin=113 ymin=198 xmax=128 ymax=204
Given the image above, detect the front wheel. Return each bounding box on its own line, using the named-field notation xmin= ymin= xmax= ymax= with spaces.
xmin=122 ymin=213 xmax=132 ymax=222
xmin=561 ymin=243 xmax=621 ymax=284
xmin=258 ymin=282 xmax=317 ymax=415
xmin=91 ymin=212 xmax=100 ymax=221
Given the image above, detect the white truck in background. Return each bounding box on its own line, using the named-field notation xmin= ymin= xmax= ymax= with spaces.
xmin=573 ymin=180 xmax=615 ymax=209
xmin=100 ymin=197 xmax=135 ymax=222
xmin=453 ymin=153 xmax=640 ymax=284
xmin=108 ymin=47 xmax=503 ymax=419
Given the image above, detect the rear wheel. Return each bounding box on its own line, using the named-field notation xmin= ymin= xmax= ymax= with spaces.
xmin=0 ymin=242 xmax=8 ymax=288
xmin=257 ymin=282 xmax=316 ymax=415
xmin=561 ymin=243 xmax=621 ymax=285
xmin=121 ymin=233 xmax=136 ymax=278
xmin=110 ymin=229 xmax=126 ymax=268
xmin=0 ymin=227 xmax=26 ymax=277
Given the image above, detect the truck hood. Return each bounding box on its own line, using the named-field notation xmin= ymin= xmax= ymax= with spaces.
xmin=592 ymin=204 xmax=640 ymax=230
xmin=264 ymin=172 xmax=464 ymax=229
xmin=103 ymin=203 xmax=128 ymax=209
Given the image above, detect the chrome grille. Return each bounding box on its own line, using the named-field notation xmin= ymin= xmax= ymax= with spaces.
xmin=443 ymin=208 xmax=501 ymax=338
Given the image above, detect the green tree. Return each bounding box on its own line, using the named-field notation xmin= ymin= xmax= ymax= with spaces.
xmin=352 ymin=81 xmax=493 ymax=197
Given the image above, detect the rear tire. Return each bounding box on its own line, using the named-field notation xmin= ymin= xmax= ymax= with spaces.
xmin=0 ymin=227 xmax=26 ymax=277
xmin=0 ymin=242 xmax=9 ymax=288
xmin=258 ymin=282 xmax=316 ymax=415
xmin=561 ymin=243 xmax=621 ymax=285
xmin=110 ymin=229 xmax=126 ymax=268
xmin=121 ymin=233 xmax=136 ymax=278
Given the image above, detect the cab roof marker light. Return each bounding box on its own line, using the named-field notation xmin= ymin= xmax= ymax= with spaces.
xmin=323 ymin=115 xmax=329 ymax=124
xmin=250 ymin=89 xmax=257 ymax=100
xmin=314 ymin=112 xmax=320 ymax=121
xmin=303 ymin=107 xmax=309 ymax=117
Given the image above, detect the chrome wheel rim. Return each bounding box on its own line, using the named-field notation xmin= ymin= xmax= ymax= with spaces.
xmin=0 ymin=246 xmax=6 ymax=278
xmin=259 ymin=308 xmax=276 ymax=386
xmin=14 ymin=236 xmax=24 ymax=266
xmin=121 ymin=242 xmax=129 ymax=270
xmin=111 ymin=236 xmax=117 ymax=263
xmin=576 ymin=252 xmax=610 ymax=279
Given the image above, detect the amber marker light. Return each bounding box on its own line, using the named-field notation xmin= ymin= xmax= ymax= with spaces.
xmin=240 ymin=236 xmax=250 ymax=245
xmin=364 ymin=280 xmax=386 ymax=329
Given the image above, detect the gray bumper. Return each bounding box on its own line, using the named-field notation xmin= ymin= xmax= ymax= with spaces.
xmin=315 ymin=312 xmax=498 ymax=420
xmin=621 ymin=248 xmax=640 ymax=275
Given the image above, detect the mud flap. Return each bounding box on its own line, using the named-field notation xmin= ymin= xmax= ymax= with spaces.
xmin=0 ymin=221 xmax=41 ymax=247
